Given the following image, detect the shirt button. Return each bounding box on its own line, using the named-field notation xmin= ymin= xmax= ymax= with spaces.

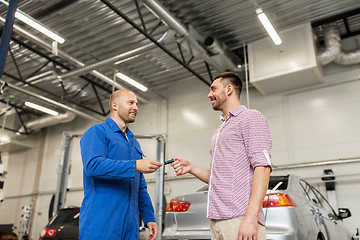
xmin=132 ymin=175 xmax=134 ymax=177
xmin=133 ymin=165 xmax=135 ymax=167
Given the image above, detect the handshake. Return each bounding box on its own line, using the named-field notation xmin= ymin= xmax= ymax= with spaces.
xmin=136 ymin=157 xmax=190 ymax=175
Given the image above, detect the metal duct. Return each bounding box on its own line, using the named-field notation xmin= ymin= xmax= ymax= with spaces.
xmin=142 ymin=0 xmax=236 ymax=73
xmin=142 ymin=0 xmax=187 ymax=36
xmin=204 ymin=36 xmax=238 ymax=71
xmin=18 ymin=111 xmax=76 ymax=133
xmin=317 ymin=23 xmax=341 ymax=65
xmin=204 ymin=36 xmax=224 ymax=55
xmin=335 ymin=48 xmax=360 ymax=65
xmin=318 ymin=22 xmax=360 ymax=65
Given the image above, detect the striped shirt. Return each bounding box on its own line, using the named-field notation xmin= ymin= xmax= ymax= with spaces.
xmin=207 ymin=105 xmax=272 ymax=226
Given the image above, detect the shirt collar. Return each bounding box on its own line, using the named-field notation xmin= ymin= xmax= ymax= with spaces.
xmin=220 ymin=105 xmax=247 ymax=121
xmin=106 ymin=117 xmax=134 ymax=138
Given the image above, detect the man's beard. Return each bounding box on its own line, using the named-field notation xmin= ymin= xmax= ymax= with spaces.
xmin=120 ymin=112 xmax=136 ymax=124
xmin=212 ymin=105 xmax=220 ymax=110
xmin=212 ymin=101 xmax=221 ymax=111
xmin=127 ymin=118 xmax=135 ymax=123
xmin=126 ymin=114 xmax=136 ymax=123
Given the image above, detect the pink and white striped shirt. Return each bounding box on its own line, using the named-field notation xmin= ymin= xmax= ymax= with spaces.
xmin=208 ymin=105 xmax=272 ymax=226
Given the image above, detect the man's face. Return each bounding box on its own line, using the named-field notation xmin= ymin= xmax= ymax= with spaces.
xmin=208 ymin=78 xmax=227 ymax=111
xmin=116 ymin=92 xmax=138 ymax=124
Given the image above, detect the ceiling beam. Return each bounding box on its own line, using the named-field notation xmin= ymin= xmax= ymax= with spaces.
xmin=311 ymin=7 xmax=360 ymax=28
xmin=7 ymin=82 xmax=104 ymax=123
xmin=101 ymin=0 xmax=211 ymax=87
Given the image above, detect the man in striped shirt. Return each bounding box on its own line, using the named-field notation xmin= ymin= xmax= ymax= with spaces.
xmin=172 ymin=72 xmax=272 ymax=240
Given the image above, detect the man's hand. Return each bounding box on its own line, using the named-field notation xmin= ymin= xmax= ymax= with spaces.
xmin=136 ymin=159 xmax=162 ymax=173
xmin=237 ymin=166 xmax=270 ymax=239
xmin=171 ymin=157 xmax=191 ymax=176
xmin=146 ymin=222 xmax=158 ymax=240
xmin=170 ymin=157 xmax=210 ymax=183
xmin=237 ymin=217 xmax=258 ymax=240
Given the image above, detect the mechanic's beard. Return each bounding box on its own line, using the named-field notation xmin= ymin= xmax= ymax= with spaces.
xmin=120 ymin=112 xmax=136 ymax=124
xmin=127 ymin=118 xmax=135 ymax=123
xmin=126 ymin=114 xmax=136 ymax=123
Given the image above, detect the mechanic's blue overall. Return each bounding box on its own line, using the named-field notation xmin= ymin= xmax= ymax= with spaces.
xmin=79 ymin=117 xmax=155 ymax=239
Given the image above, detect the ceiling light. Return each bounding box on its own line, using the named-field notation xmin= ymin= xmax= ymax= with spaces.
xmin=25 ymin=102 xmax=59 ymax=116
xmin=116 ymin=72 xmax=148 ymax=92
xmin=0 ymin=134 xmax=10 ymax=144
xmin=256 ymin=8 xmax=282 ymax=45
xmin=0 ymin=0 xmax=65 ymax=43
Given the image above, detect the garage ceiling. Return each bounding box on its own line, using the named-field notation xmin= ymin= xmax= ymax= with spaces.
xmin=0 ymin=0 xmax=360 ymax=134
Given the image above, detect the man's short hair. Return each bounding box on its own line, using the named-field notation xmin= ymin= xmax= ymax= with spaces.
xmin=214 ymin=72 xmax=243 ymax=97
xmin=109 ymin=91 xmax=121 ymax=111
xmin=109 ymin=94 xmax=114 ymax=111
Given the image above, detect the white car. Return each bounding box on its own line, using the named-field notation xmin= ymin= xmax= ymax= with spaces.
xmin=163 ymin=174 xmax=355 ymax=240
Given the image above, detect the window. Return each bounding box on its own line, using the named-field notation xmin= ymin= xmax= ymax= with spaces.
xmin=299 ymin=180 xmax=338 ymax=219
xmin=299 ymin=180 xmax=320 ymax=205
xmin=50 ymin=208 xmax=79 ymax=225
xmin=311 ymin=186 xmax=338 ymax=217
xmin=268 ymin=175 xmax=289 ymax=190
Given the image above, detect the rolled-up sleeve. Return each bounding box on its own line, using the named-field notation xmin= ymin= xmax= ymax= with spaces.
xmin=243 ymin=110 xmax=272 ymax=170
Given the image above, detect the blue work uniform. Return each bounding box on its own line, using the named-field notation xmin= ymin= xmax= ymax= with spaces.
xmin=79 ymin=117 xmax=156 ymax=240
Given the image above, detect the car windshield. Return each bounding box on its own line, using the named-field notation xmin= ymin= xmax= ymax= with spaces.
xmin=197 ymin=175 xmax=289 ymax=192
xmin=50 ymin=208 xmax=79 ymax=225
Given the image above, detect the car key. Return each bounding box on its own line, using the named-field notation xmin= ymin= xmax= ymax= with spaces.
xmin=164 ymin=159 xmax=175 ymax=165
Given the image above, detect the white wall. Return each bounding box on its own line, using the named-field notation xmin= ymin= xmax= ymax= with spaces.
xmin=139 ymin=63 xmax=360 ymax=235
xmin=0 ymin=131 xmax=44 ymax=237
xmin=1 ymin=63 xmax=360 ymax=238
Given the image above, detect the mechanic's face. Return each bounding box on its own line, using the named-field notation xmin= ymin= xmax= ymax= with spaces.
xmin=116 ymin=91 xmax=138 ymax=124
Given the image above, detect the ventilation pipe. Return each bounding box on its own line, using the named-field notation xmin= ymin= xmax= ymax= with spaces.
xmin=317 ymin=23 xmax=341 ymax=65
xmin=203 ymin=36 xmax=238 ymax=71
xmin=335 ymin=46 xmax=360 ymax=65
xmin=142 ymin=0 xmax=237 ymax=73
xmin=18 ymin=111 xmax=76 ymax=133
xmin=318 ymin=22 xmax=360 ymax=65
xmin=204 ymin=37 xmax=224 ymax=55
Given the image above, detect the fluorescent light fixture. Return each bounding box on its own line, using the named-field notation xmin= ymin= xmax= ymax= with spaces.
xmin=25 ymin=102 xmax=59 ymax=116
xmin=0 ymin=134 xmax=10 ymax=144
xmin=116 ymin=72 xmax=148 ymax=92
xmin=256 ymin=8 xmax=282 ymax=45
xmin=0 ymin=0 xmax=65 ymax=43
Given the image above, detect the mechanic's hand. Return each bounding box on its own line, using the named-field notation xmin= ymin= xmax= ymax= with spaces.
xmin=171 ymin=157 xmax=191 ymax=176
xmin=146 ymin=222 xmax=158 ymax=240
xmin=136 ymin=159 xmax=162 ymax=173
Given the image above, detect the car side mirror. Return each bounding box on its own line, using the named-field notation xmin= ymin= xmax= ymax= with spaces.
xmin=338 ymin=208 xmax=351 ymax=219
